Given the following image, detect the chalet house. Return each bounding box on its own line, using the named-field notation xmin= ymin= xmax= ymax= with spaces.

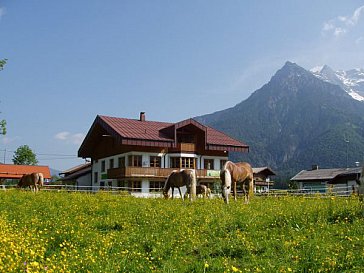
xmin=0 ymin=164 xmax=52 ymax=184
xmin=253 ymin=167 xmax=276 ymax=192
xmin=78 ymin=113 xmax=249 ymax=195
xmin=290 ymin=165 xmax=362 ymax=195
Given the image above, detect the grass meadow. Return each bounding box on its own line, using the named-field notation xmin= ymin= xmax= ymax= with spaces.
xmin=0 ymin=190 xmax=363 ymax=272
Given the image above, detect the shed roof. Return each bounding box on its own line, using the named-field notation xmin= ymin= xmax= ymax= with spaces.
xmin=253 ymin=167 xmax=276 ymax=176
xmin=0 ymin=164 xmax=52 ymax=179
xmin=290 ymin=167 xmax=360 ymax=181
xmin=60 ymin=163 xmax=92 ymax=181
xmin=60 ymin=163 xmax=91 ymax=176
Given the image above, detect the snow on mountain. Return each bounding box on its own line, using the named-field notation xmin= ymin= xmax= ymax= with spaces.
xmin=310 ymin=65 xmax=364 ymax=102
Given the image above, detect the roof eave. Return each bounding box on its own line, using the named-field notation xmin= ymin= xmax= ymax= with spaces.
xmin=206 ymin=144 xmax=249 ymax=153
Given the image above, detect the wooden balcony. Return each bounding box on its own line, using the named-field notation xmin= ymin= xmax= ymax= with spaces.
xmin=169 ymin=143 xmax=196 ymax=153
xmin=107 ymin=167 xmax=220 ymax=180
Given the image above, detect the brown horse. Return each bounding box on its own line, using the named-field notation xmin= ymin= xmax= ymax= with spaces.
xmin=220 ymin=161 xmax=254 ymax=204
xmin=17 ymin=172 xmax=44 ymax=192
xmin=185 ymin=184 xmax=211 ymax=199
xmin=197 ymin=184 xmax=211 ymax=198
xmin=163 ymin=169 xmax=197 ymax=201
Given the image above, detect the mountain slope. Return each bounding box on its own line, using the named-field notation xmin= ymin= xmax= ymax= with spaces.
xmin=196 ymin=62 xmax=364 ymax=179
xmin=311 ymin=65 xmax=364 ymax=101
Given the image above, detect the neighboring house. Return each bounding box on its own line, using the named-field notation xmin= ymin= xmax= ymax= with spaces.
xmin=253 ymin=167 xmax=276 ymax=192
xmin=290 ymin=165 xmax=362 ymax=194
xmin=78 ymin=113 xmax=249 ymax=195
xmin=0 ymin=164 xmax=52 ymax=184
xmin=59 ymin=163 xmax=92 ymax=188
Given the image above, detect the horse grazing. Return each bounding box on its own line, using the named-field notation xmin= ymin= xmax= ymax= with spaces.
xmin=186 ymin=184 xmax=211 ymax=199
xmin=163 ymin=169 xmax=197 ymax=201
xmin=220 ymin=161 xmax=254 ymax=204
xmin=17 ymin=172 xmax=44 ymax=192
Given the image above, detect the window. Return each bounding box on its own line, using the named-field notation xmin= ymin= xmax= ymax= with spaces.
xmin=150 ymin=181 xmax=164 ymax=192
xmin=170 ymin=157 xmax=180 ymax=168
xmin=118 ymin=157 xmax=125 ymax=168
xmin=131 ymin=181 xmax=141 ymax=192
xmin=204 ymin=159 xmax=214 ymax=170
xmin=170 ymin=157 xmax=195 ymax=169
xmin=109 ymin=158 xmax=114 ymax=169
xmin=150 ymin=156 xmax=161 ymax=167
xmin=94 ymin=172 xmax=98 ymax=184
xmin=182 ymin=157 xmax=195 ymax=168
xmin=101 ymin=161 xmax=106 ymax=172
xmin=220 ymin=160 xmax=227 ymax=169
xmin=128 ymin=155 xmax=142 ymax=167
xmin=118 ymin=180 xmax=128 ymax=189
xmin=119 ymin=180 xmax=141 ymax=192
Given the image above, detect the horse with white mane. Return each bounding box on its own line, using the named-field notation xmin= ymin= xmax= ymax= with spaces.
xmin=163 ymin=169 xmax=197 ymax=201
xmin=220 ymin=161 xmax=254 ymax=204
xmin=17 ymin=172 xmax=44 ymax=192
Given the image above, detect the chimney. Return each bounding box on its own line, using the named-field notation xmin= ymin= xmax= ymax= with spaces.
xmin=139 ymin=112 xmax=145 ymax=122
xmin=312 ymin=164 xmax=319 ymax=170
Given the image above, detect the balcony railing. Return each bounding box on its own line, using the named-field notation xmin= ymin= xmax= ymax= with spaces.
xmin=168 ymin=142 xmax=196 ymax=153
xmin=107 ymin=167 xmax=220 ymax=180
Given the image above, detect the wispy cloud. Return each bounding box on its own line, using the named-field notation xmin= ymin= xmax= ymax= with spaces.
xmin=1 ymin=136 xmax=21 ymax=145
xmin=322 ymin=5 xmax=364 ymax=37
xmin=356 ymin=36 xmax=364 ymax=44
xmin=54 ymin=131 xmax=85 ymax=145
xmin=0 ymin=7 xmax=5 ymax=20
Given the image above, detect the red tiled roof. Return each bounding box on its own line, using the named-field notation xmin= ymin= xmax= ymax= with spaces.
xmin=0 ymin=164 xmax=52 ymax=179
xmin=79 ymin=114 xmax=249 ymax=157
xmin=205 ymin=126 xmax=245 ymax=147
xmin=99 ymin=115 xmax=173 ymax=142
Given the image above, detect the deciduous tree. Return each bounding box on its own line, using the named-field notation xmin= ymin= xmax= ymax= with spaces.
xmin=12 ymin=145 xmax=38 ymax=165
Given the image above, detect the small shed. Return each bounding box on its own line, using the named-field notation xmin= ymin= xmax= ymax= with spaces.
xmin=59 ymin=163 xmax=92 ymax=188
xmin=290 ymin=166 xmax=361 ymax=194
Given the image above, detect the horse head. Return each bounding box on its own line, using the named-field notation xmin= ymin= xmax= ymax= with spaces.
xmin=162 ymin=190 xmax=171 ymax=199
xmin=220 ymin=169 xmax=232 ymax=204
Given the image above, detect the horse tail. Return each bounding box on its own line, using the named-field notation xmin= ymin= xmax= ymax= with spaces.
xmin=248 ymin=175 xmax=254 ymax=198
xmin=38 ymin=173 xmax=44 ymax=188
xmin=247 ymin=165 xmax=254 ymax=200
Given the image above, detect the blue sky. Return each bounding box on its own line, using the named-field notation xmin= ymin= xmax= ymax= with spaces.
xmin=1 ymin=1 xmax=364 ymax=172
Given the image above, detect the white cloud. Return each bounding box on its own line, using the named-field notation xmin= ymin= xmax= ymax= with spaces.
xmin=356 ymin=36 xmax=364 ymax=44
xmin=1 ymin=135 xmax=20 ymax=145
xmin=0 ymin=7 xmax=5 ymax=20
xmin=334 ymin=27 xmax=346 ymax=37
xmin=54 ymin=131 xmax=85 ymax=145
xmin=322 ymin=5 xmax=364 ymax=37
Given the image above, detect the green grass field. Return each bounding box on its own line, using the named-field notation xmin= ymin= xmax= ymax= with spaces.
xmin=0 ymin=190 xmax=363 ymax=272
